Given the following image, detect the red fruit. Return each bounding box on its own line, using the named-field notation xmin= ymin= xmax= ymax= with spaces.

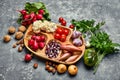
xmin=23 ymin=14 xmax=30 ymax=21
xmin=26 ymin=20 xmax=32 ymax=25
xmin=56 ymin=27 xmax=63 ymax=34
xmin=35 ymin=36 xmax=41 ymax=42
xmin=32 ymin=16 xmax=37 ymax=22
xmin=59 ymin=17 xmax=64 ymax=23
xmin=69 ymin=24 xmax=74 ymax=29
xmin=60 ymin=34 xmax=66 ymax=42
xmin=36 ymin=14 xmax=43 ymax=20
xmin=22 ymin=21 xmax=27 ymax=26
xmin=28 ymin=39 xmax=34 ymax=47
xmin=40 ymin=35 xmax=45 ymax=42
xmin=31 ymin=35 xmax=36 ymax=40
xmin=61 ymin=20 xmax=66 ymax=26
xmin=54 ymin=33 xmax=60 ymax=40
xmin=38 ymin=9 xmax=44 ymax=15
xmin=24 ymin=54 xmax=32 ymax=62
xmin=39 ymin=42 xmax=45 ymax=49
xmin=30 ymin=12 xmax=36 ymax=19
xmin=18 ymin=9 xmax=27 ymax=15
xmin=63 ymin=29 xmax=69 ymax=36
xmin=32 ymin=40 xmax=39 ymax=51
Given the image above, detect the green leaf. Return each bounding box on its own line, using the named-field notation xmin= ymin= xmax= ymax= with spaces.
xmin=33 ymin=2 xmax=44 ymax=9
xmin=25 ymin=2 xmax=38 ymax=13
xmin=112 ymin=43 xmax=120 ymax=47
xmin=24 ymin=2 xmax=51 ymax=20
xmin=17 ymin=18 xmax=22 ymax=24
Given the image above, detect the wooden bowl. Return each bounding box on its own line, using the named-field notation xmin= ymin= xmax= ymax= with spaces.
xmin=24 ymin=24 xmax=85 ymax=65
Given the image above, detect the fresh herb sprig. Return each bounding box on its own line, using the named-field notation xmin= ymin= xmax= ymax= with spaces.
xmin=71 ymin=19 xmax=105 ymax=34
xmin=90 ymin=31 xmax=120 ymax=73
xmin=71 ymin=19 xmax=120 ymax=73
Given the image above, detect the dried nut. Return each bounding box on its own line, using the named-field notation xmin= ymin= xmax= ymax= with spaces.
xmin=13 ymin=43 xmax=17 ymax=48
xmin=19 ymin=39 xmax=24 ymax=44
xmin=3 ymin=35 xmax=11 ymax=42
xmin=33 ymin=63 xmax=38 ymax=69
xmin=20 ymin=44 xmax=24 ymax=47
xmin=15 ymin=32 xmax=24 ymax=40
xmin=16 ymin=41 xmax=20 ymax=45
xmin=48 ymin=62 xmax=52 ymax=66
xmin=52 ymin=68 xmax=56 ymax=74
xmin=45 ymin=61 xmax=49 ymax=65
xmin=52 ymin=64 xmax=56 ymax=67
xmin=18 ymin=25 xmax=26 ymax=32
xmin=45 ymin=65 xmax=50 ymax=70
xmin=18 ymin=46 xmax=23 ymax=52
xmin=8 ymin=26 xmax=16 ymax=34
xmin=48 ymin=67 xmax=53 ymax=72
xmin=55 ymin=65 xmax=58 ymax=69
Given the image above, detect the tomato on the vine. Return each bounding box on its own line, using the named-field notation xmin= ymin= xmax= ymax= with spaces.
xmin=69 ymin=24 xmax=74 ymax=29
xmin=61 ymin=20 xmax=66 ymax=26
xmin=54 ymin=33 xmax=61 ymax=40
xmin=59 ymin=17 xmax=64 ymax=23
xmin=56 ymin=27 xmax=63 ymax=34
xmin=63 ymin=29 xmax=69 ymax=36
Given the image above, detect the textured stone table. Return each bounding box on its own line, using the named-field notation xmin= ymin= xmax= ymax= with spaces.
xmin=0 ymin=0 xmax=120 ymax=80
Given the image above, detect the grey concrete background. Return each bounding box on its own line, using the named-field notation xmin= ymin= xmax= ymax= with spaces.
xmin=0 ymin=0 xmax=120 ymax=80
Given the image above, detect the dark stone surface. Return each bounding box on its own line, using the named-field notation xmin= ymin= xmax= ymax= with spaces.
xmin=0 ymin=0 xmax=120 ymax=80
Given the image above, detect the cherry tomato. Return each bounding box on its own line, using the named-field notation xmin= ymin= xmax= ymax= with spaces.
xmin=60 ymin=34 xmax=66 ymax=42
xmin=61 ymin=20 xmax=66 ymax=26
xmin=63 ymin=29 xmax=69 ymax=36
xmin=69 ymin=24 xmax=74 ymax=29
xmin=54 ymin=33 xmax=61 ymax=40
xmin=59 ymin=17 xmax=64 ymax=23
xmin=56 ymin=27 xmax=63 ymax=34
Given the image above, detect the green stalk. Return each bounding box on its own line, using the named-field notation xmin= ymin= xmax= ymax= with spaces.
xmin=93 ymin=52 xmax=106 ymax=74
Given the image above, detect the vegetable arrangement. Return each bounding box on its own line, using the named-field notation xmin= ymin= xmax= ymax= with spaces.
xmin=17 ymin=2 xmax=51 ymax=26
xmin=3 ymin=1 xmax=119 ymax=76
xmin=71 ymin=19 xmax=120 ymax=73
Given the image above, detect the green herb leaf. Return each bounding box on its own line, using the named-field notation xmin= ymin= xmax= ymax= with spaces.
xmin=71 ymin=19 xmax=105 ymax=34
xmin=33 ymin=2 xmax=44 ymax=9
xmin=25 ymin=2 xmax=38 ymax=13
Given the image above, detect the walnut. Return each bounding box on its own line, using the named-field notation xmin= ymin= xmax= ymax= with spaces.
xmin=18 ymin=25 xmax=26 ymax=32
xmin=15 ymin=31 xmax=24 ymax=40
xmin=8 ymin=26 xmax=16 ymax=34
xmin=3 ymin=35 xmax=11 ymax=42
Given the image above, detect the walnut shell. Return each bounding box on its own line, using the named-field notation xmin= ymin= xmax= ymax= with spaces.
xmin=15 ymin=32 xmax=24 ymax=40
xmin=8 ymin=26 xmax=16 ymax=34
xmin=3 ymin=35 xmax=11 ymax=42
xmin=18 ymin=25 xmax=26 ymax=32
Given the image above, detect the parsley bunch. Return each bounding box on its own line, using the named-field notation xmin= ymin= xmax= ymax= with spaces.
xmin=71 ymin=19 xmax=105 ymax=34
